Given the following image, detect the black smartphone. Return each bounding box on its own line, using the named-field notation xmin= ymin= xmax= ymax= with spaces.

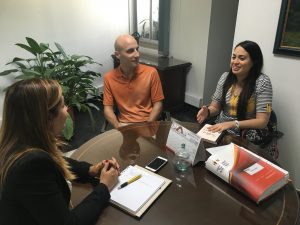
xmin=145 ymin=156 xmax=168 ymax=172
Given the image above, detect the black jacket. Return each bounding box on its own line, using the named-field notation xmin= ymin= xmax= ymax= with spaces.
xmin=0 ymin=150 xmax=110 ymax=225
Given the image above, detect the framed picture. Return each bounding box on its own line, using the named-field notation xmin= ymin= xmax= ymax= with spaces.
xmin=273 ymin=0 xmax=300 ymax=57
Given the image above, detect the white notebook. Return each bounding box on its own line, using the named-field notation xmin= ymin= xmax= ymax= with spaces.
xmin=196 ymin=124 xmax=223 ymax=144
xmin=110 ymin=165 xmax=166 ymax=215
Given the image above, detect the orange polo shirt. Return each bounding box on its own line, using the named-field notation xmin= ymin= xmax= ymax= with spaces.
xmin=103 ymin=64 xmax=164 ymax=122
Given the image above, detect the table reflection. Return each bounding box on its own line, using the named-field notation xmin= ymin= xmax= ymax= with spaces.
xmin=118 ymin=122 xmax=160 ymax=165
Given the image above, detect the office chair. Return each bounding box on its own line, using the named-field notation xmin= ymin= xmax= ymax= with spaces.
xmin=259 ymin=110 xmax=283 ymax=160
xmin=241 ymin=110 xmax=283 ymax=160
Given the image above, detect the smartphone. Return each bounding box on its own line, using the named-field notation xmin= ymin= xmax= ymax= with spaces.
xmin=145 ymin=156 xmax=168 ymax=172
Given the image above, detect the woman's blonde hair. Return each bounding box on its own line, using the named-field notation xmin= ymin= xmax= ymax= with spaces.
xmin=0 ymin=78 xmax=75 ymax=188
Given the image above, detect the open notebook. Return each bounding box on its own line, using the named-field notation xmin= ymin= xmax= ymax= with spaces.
xmin=110 ymin=165 xmax=171 ymax=217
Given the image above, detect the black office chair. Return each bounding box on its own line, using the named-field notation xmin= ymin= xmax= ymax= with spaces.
xmin=241 ymin=110 xmax=283 ymax=160
xmin=259 ymin=110 xmax=283 ymax=160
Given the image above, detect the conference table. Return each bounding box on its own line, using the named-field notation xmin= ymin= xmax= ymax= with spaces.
xmin=71 ymin=121 xmax=299 ymax=225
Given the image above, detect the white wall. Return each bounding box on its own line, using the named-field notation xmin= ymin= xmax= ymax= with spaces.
xmin=169 ymin=0 xmax=238 ymax=107
xmin=234 ymin=0 xmax=300 ymax=190
xmin=169 ymin=0 xmax=212 ymax=107
xmin=0 ymin=0 xmax=129 ymax=118
xmin=203 ymin=0 xmax=238 ymax=105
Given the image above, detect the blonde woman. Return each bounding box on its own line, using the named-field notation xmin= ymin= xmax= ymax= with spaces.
xmin=0 ymin=79 xmax=119 ymax=225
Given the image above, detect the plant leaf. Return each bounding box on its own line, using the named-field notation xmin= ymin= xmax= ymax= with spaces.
xmin=21 ymin=69 xmax=42 ymax=77
xmin=55 ymin=42 xmax=68 ymax=59
xmin=0 ymin=69 xmax=18 ymax=76
xmin=74 ymin=103 xmax=81 ymax=111
xmin=70 ymin=55 xmax=82 ymax=60
xmin=14 ymin=62 xmax=27 ymax=69
xmin=15 ymin=43 xmax=37 ymax=56
xmin=44 ymin=68 xmax=56 ymax=78
xmin=26 ymin=37 xmax=43 ymax=54
xmin=12 ymin=57 xmax=25 ymax=62
xmin=86 ymin=102 xmax=99 ymax=111
xmin=14 ymin=74 xmax=36 ymax=79
xmin=63 ymin=113 xmax=74 ymax=140
xmin=39 ymin=43 xmax=49 ymax=52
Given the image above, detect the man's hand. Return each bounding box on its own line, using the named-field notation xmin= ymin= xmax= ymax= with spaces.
xmin=147 ymin=101 xmax=163 ymax=122
xmin=104 ymin=105 xmax=120 ymax=129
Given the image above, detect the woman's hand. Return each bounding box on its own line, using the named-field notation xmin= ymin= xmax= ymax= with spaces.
xmin=89 ymin=161 xmax=105 ymax=177
xmin=100 ymin=162 xmax=119 ymax=191
xmin=208 ymin=121 xmax=235 ymax=133
xmin=107 ymin=157 xmax=120 ymax=175
xmin=89 ymin=157 xmax=120 ymax=177
xmin=196 ymin=107 xmax=209 ymax=124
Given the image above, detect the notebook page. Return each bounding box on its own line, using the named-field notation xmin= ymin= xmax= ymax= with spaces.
xmin=110 ymin=165 xmax=165 ymax=213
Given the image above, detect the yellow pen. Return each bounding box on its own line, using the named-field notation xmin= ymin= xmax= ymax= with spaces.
xmin=118 ymin=174 xmax=142 ymax=190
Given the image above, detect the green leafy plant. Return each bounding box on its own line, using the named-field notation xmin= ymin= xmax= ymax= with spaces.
xmin=0 ymin=37 xmax=102 ymax=140
xmin=63 ymin=113 xmax=74 ymax=141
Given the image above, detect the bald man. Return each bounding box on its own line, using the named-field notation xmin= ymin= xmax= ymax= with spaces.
xmin=103 ymin=34 xmax=164 ymax=129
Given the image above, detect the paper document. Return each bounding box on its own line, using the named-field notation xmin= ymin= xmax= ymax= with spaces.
xmin=166 ymin=121 xmax=205 ymax=165
xmin=110 ymin=165 xmax=166 ymax=214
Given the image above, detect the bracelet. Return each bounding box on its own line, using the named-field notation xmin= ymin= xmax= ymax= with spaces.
xmin=234 ymin=120 xmax=240 ymax=130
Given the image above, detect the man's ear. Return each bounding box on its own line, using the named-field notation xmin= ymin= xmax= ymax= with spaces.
xmin=115 ymin=51 xmax=120 ymax=59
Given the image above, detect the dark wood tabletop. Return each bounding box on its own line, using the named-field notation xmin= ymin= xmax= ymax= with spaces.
xmin=71 ymin=121 xmax=299 ymax=225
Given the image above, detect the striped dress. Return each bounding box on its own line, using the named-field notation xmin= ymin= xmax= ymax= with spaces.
xmin=211 ymin=72 xmax=273 ymax=135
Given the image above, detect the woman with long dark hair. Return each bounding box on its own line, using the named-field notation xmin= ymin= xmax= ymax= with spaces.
xmin=197 ymin=40 xmax=272 ymax=143
xmin=0 ymin=78 xmax=119 ymax=225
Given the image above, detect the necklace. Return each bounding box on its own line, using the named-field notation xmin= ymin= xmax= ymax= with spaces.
xmin=232 ymin=84 xmax=242 ymax=97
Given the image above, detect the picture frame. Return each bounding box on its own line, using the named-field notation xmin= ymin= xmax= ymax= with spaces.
xmin=273 ymin=0 xmax=300 ymax=57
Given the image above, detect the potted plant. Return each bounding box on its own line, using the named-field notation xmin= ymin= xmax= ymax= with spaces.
xmin=0 ymin=37 xmax=102 ymax=140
